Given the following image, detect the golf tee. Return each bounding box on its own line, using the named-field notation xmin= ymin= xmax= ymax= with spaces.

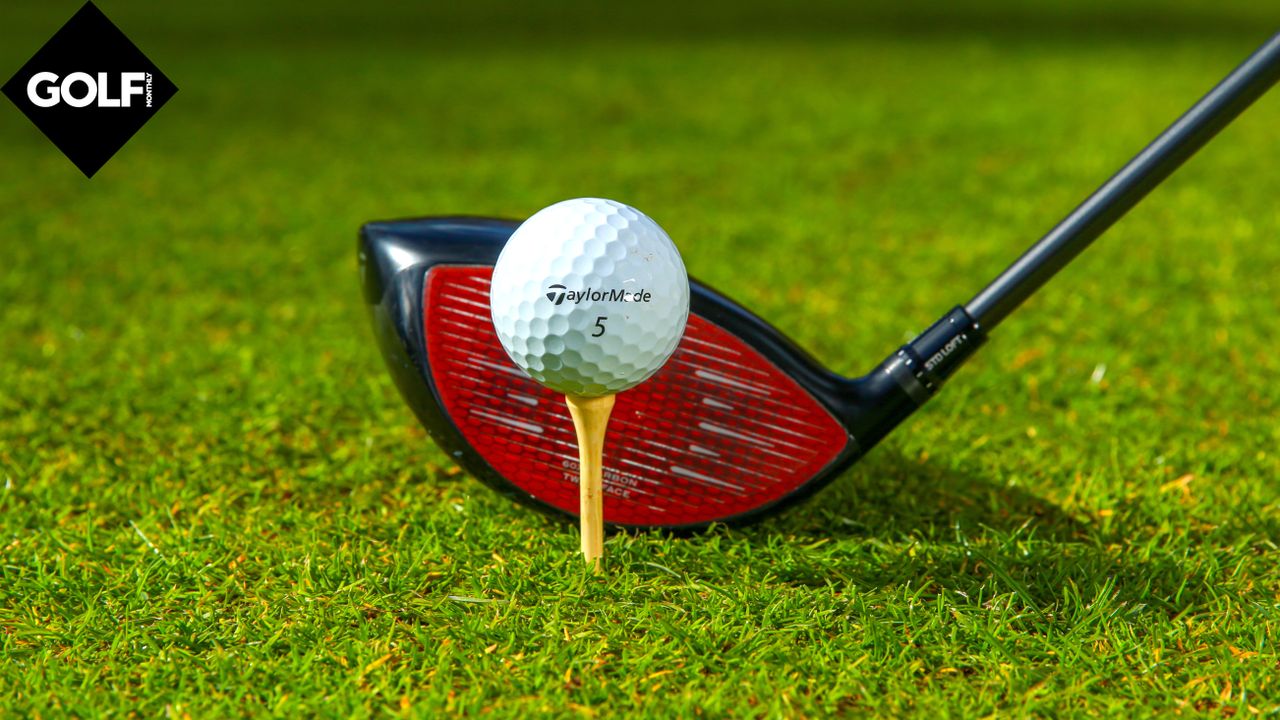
xmin=564 ymin=393 xmax=615 ymax=572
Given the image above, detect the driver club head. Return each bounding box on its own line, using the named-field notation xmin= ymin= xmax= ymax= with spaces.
xmin=358 ymin=34 xmax=1280 ymax=531
xmin=359 ymin=217 xmax=981 ymax=530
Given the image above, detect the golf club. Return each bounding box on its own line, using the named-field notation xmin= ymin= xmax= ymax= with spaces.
xmin=360 ymin=31 xmax=1280 ymax=530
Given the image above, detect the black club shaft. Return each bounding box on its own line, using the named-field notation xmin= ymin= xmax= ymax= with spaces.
xmin=966 ymin=31 xmax=1280 ymax=330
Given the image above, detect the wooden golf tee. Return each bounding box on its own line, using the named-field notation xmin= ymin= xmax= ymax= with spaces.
xmin=564 ymin=393 xmax=616 ymax=572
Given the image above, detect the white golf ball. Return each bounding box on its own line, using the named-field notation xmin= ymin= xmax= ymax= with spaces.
xmin=489 ymin=198 xmax=690 ymax=397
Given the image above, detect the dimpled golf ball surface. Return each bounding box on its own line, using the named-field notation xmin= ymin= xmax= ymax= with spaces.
xmin=490 ymin=198 xmax=690 ymax=397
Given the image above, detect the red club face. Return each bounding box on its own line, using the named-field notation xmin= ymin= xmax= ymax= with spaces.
xmin=423 ymin=266 xmax=850 ymax=527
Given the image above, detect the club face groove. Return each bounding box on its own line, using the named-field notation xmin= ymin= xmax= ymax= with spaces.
xmin=361 ymin=218 xmax=862 ymax=529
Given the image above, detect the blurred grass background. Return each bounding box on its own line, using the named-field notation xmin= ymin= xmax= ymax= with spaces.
xmin=2 ymin=0 xmax=1279 ymax=716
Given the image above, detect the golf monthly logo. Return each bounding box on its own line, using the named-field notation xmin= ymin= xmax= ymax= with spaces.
xmin=1 ymin=2 xmax=177 ymax=178
xmin=545 ymin=284 xmax=654 ymax=306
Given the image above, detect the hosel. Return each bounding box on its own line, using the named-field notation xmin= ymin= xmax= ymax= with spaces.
xmin=881 ymin=306 xmax=986 ymax=405
xmin=845 ymin=306 xmax=987 ymax=453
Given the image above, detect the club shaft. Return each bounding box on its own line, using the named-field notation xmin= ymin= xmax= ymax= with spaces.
xmin=965 ymin=31 xmax=1280 ymax=330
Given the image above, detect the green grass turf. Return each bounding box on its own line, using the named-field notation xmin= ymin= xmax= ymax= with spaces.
xmin=2 ymin=1 xmax=1280 ymax=716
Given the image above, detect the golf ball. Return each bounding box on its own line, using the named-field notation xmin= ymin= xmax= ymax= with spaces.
xmin=489 ymin=198 xmax=690 ymax=397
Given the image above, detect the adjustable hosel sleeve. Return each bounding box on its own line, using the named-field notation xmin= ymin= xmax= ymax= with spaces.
xmin=878 ymin=306 xmax=986 ymax=406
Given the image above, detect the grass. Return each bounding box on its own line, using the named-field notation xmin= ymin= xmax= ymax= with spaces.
xmin=2 ymin=1 xmax=1279 ymax=716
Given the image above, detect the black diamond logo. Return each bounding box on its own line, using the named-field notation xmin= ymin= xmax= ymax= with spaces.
xmin=2 ymin=2 xmax=177 ymax=178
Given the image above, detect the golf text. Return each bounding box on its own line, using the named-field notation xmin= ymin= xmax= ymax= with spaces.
xmin=545 ymin=284 xmax=653 ymax=306
xmin=27 ymin=71 xmax=153 ymax=108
